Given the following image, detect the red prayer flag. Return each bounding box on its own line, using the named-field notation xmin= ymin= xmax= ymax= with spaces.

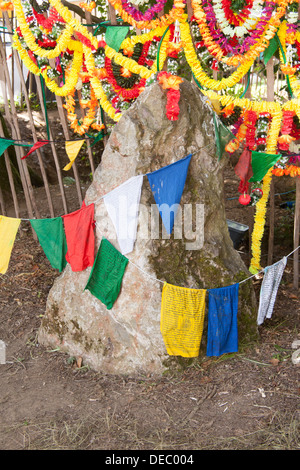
xmin=21 ymin=141 xmax=49 ymax=160
xmin=234 ymin=148 xmax=253 ymax=193
xmin=62 ymin=201 xmax=96 ymax=272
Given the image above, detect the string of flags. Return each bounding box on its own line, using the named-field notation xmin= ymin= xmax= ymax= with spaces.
xmin=0 ymin=152 xmax=299 ymax=359
xmin=0 ymin=135 xmax=103 ymax=170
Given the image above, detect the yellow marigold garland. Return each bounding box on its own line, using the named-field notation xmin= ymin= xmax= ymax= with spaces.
xmin=179 ymin=17 xmax=253 ymax=90
xmin=13 ymin=0 xmax=75 ymax=59
xmin=12 ymin=34 xmax=40 ymax=74
xmin=249 ymin=105 xmax=282 ymax=274
xmin=41 ymin=42 xmax=83 ymax=96
xmin=104 ymin=26 xmax=170 ymax=79
xmin=82 ymin=28 xmax=170 ymax=121
xmin=48 ymin=0 xmax=98 ymax=50
xmin=277 ymin=20 xmax=300 ymax=98
xmin=64 ymin=85 xmax=104 ymax=135
xmin=83 ymin=45 xmax=122 ymax=122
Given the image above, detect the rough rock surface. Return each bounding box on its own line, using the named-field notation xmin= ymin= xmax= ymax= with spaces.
xmin=38 ymin=80 xmax=257 ymax=375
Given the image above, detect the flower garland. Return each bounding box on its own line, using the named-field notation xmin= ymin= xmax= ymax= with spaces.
xmin=13 ymin=0 xmax=75 ymax=59
xmin=157 ymin=71 xmax=183 ymax=120
xmin=191 ymin=0 xmax=289 ymax=66
xmin=204 ymin=0 xmax=272 ymax=57
xmin=12 ymin=33 xmax=41 ymax=74
xmin=179 ymin=16 xmax=253 ymax=90
xmin=249 ymin=106 xmax=282 ymax=274
xmin=83 ymin=44 xmax=122 ymax=122
xmin=0 ymin=1 xmax=13 ymax=10
xmin=79 ymin=1 xmax=96 ymax=12
xmin=47 ymin=0 xmax=98 ymax=49
xmin=120 ymin=0 xmax=167 ymax=22
xmin=200 ymin=90 xmax=283 ymax=273
xmin=277 ymin=20 xmax=300 ymax=98
xmin=104 ymin=41 xmax=152 ymax=101
xmin=106 ymin=0 xmax=185 ymax=30
xmin=41 ymin=42 xmax=83 ymax=96
xmin=221 ymin=0 xmax=255 ymax=27
xmin=63 ymin=85 xmax=104 ymax=135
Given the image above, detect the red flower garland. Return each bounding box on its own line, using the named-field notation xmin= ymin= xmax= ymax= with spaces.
xmin=166 ymin=88 xmax=181 ymax=120
xmin=105 ymin=56 xmax=147 ymax=101
xmin=157 ymin=71 xmax=183 ymax=121
xmin=244 ymin=110 xmax=257 ymax=150
xmin=278 ymin=110 xmax=295 ymax=151
xmin=104 ymin=41 xmax=151 ymax=101
xmin=221 ymin=0 xmax=254 ymax=27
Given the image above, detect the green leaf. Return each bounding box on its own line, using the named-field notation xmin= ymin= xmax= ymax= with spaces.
xmin=263 ymin=36 xmax=278 ymax=65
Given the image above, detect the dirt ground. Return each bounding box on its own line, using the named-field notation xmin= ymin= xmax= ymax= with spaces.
xmin=0 ymin=112 xmax=299 ymax=450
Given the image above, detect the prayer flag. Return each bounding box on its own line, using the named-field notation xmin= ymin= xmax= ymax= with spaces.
xmin=160 ymin=282 xmax=207 ymax=358
xmin=85 ymin=238 xmax=128 ymax=309
xmin=249 ymin=151 xmax=281 ymax=183
xmin=103 ymin=175 xmax=143 ymax=255
xmin=213 ymin=114 xmax=236 ymax=161
xmin=105 ymin=26 xmax=129 ymax=52
xmin=147 ymin=154 xmax=192 ymax=235
xmin=0 ymin=138 xmax=14 ymax=157
xmin=62 ymin=201 xmax=95 ymax=272
xmin=0 ymin=216 xmax=21 ymax=274
xmin=234 ymin=147 xmax=253 ymax=192
xmin=64 ymin=140 xmax=85 ymax=171
xmin=206 ymin=283 xmax=239 ymax=357
xmin=21 ymin=141 xmax=49 ymax=159
xmin=30 ymin=217 xmax=67 ymax=272
xmin=257 ymin=257 xmax=287 ymax=325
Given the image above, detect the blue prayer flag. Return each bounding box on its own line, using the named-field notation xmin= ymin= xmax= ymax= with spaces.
xmin=147 ymin=154 xmax=192 ymax=234
xmin=206 ymin=283 xmax=239 ymax=357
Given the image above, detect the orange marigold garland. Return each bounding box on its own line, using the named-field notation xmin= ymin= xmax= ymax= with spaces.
xmin=0 ymin=1 xmax=14 ymax=10
xmin=64 ymin=84 xmax=104 ymax=136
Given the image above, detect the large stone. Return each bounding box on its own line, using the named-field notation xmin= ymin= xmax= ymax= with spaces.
xmin=38 ymin=80 xmax=257 ymax=375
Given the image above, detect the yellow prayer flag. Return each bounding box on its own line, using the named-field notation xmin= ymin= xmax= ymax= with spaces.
xmin=160 ymin=282 xmax=207 ymax=358
xmin=63 ymin=140 xmax=85 ymax=171
xmin=0 ymin=216 xmax=21 ymax=274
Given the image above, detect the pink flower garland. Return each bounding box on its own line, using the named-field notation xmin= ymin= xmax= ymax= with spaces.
xmin=120 ymin=0 xmax=168 ymax=22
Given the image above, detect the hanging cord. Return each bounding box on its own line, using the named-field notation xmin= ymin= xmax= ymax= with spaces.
xmin=40 ymin=75 xmax=51 ymax=141
xmin=156 ymin=25 xmax=170 ymax=72
xmin=94 ymin=213 xmax=300 ymax=289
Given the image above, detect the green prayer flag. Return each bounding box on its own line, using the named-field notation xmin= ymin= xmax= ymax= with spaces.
xmin=263 ymin=36 xmax=278 ymax=65
xmin=30 ymin=217 xmax=68 ymax=272
xmin=0 ymin=138 xmax=14 ymax=156
xmin=105 ymin=26 xmax=129 ymax=51
xmin=0 ymin=137 xmax=33 ymax=156
xmin=86 ymin=130 xmax=104 ymax=147
xmin=213 ymin=114 xmax=236 ymax=160
xmin=85 ymin=238 xmax=128 ymax=310
xmin=249 ymin=151 xmax=282 ymax=183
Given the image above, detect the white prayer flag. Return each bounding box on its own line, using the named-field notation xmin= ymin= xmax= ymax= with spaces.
xmin=257 ymin=257 xmax=287 ymax=325
xmin=103 ymin=175 xmax=143 ymax=255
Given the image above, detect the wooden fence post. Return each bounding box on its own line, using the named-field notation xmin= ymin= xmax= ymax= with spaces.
xmin=55 ymin=94 xmax=83 ymax=206
xmin=35 ymin=76 xmax=69 ymax=214
xmin=0 ymin=37 xmax=36 ymax=220
xmin=294 ymin=177 xmax=300 ymax=289
xmin=3 ymin=11 xmax=55 ymax=218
